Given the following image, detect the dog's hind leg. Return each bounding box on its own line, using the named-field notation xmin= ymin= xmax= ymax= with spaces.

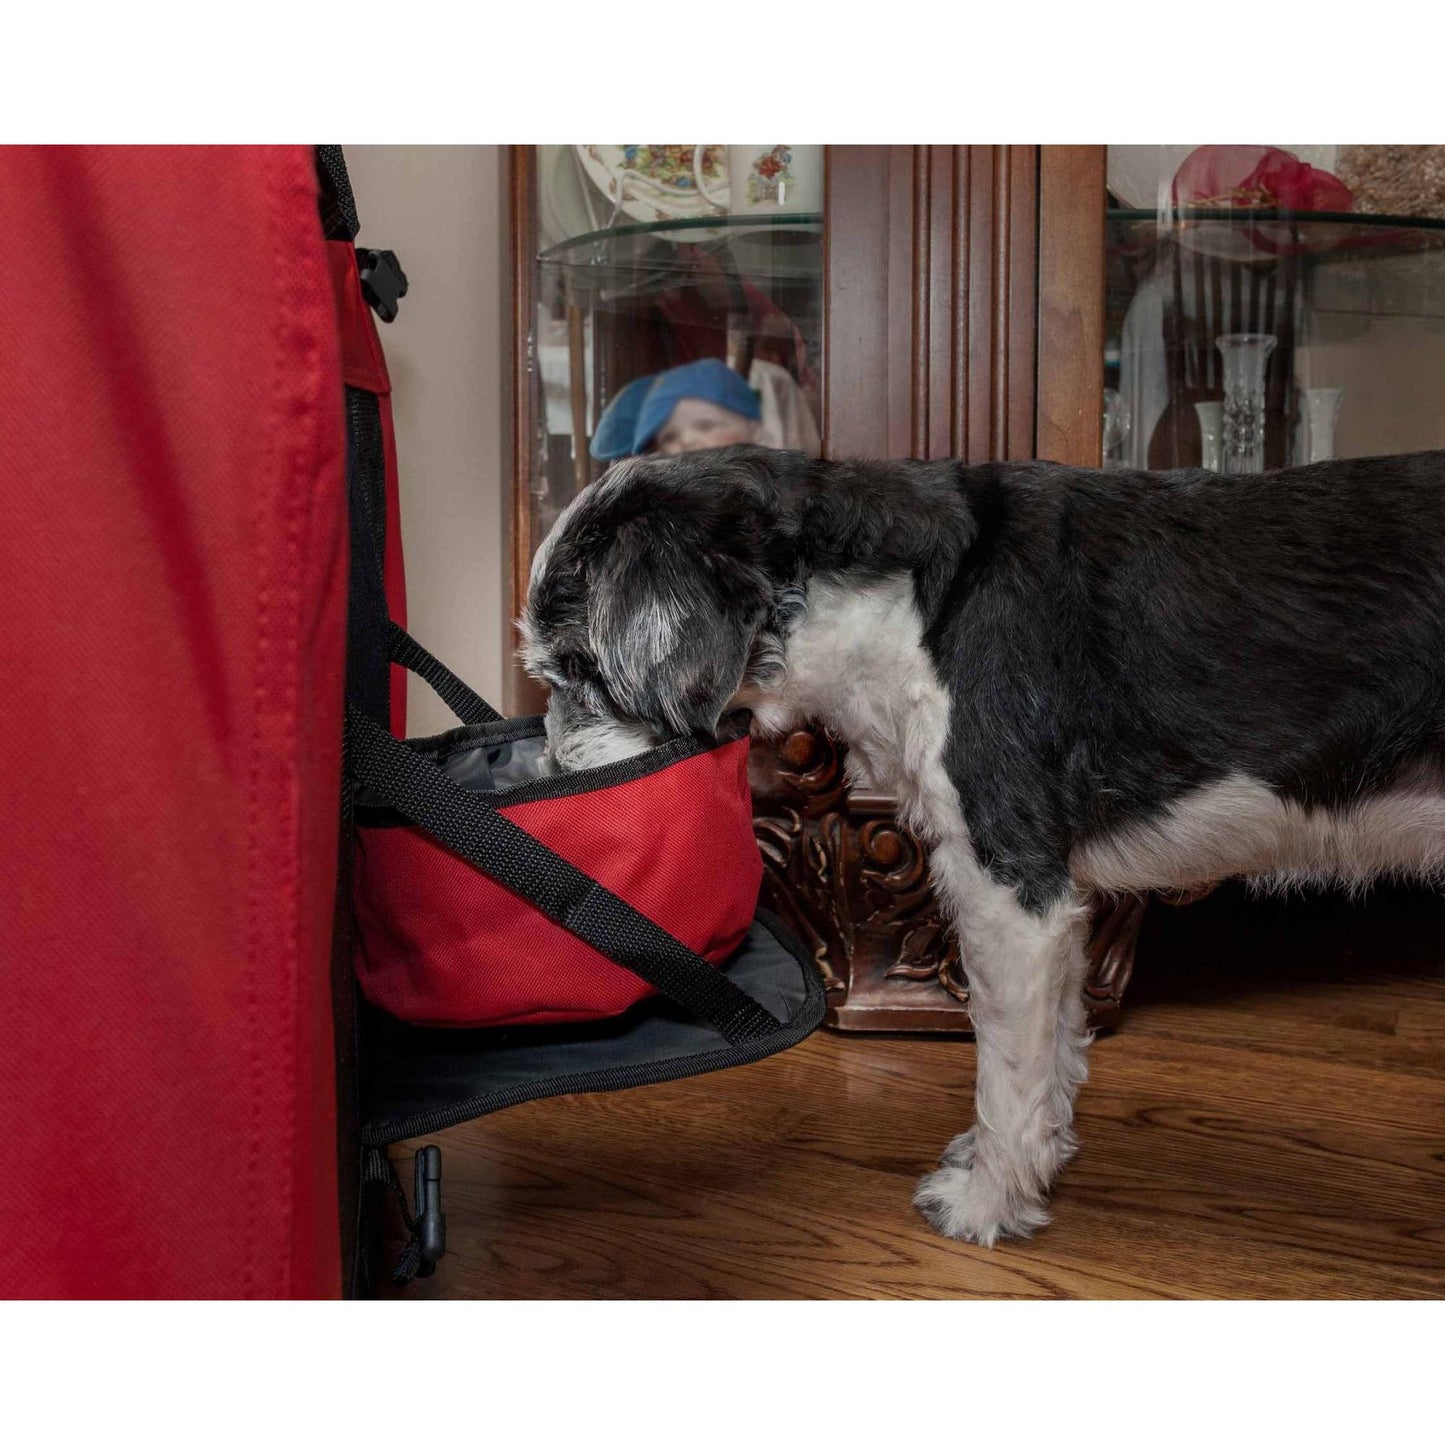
xmin=914 ymin=843 xmax=1089 ymax=1245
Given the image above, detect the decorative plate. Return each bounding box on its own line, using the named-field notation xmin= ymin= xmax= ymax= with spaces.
xmin=576 ymin=145 xmax=729 ymax=225
xmin=538 ymin=145 xmax=605 ymax=249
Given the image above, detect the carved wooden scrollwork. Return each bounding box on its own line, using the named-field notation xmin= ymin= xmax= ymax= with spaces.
xmin=886 ymin=923 xmax=970 ymax=1007
xmin=750 ymin=726 xmax=1143 ymax=1032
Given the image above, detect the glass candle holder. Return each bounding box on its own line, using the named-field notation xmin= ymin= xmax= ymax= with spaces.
xmin=1217 ymin=332 xmax=1277 ymax=474
xmin=1302 ymin=387 xmax=1343 ymax=464
xmin=1194 ymin=400 xmax=1223 ymax=472
xmin=1102 ymin=387 xmax=1131 ymax=468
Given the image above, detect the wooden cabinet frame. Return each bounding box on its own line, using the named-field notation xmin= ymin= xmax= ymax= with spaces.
xmin=758 ymin=146 xmax=1134 ymax=1030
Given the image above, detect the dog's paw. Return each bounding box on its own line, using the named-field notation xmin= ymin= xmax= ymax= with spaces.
xmin=913 ymin=1164 xmax=1050 ymax=1247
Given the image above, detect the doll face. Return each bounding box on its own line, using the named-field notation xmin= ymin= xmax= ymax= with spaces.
xmin=653 ymin=397 xmax=760 ymax=455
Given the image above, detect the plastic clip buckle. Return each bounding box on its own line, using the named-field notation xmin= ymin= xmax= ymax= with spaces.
xmin=357 ymin=248 xmax=409 ymax=323
xmin=412 ymin=1145 xmax=446 ymax=1278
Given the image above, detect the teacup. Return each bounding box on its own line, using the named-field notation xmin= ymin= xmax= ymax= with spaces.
xmin=692 ymin=145 xmax=823 ymax=215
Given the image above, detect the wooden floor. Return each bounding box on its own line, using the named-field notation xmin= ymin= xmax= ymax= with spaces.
xmin=384 ymin=882 xmax=1445 ymax=1299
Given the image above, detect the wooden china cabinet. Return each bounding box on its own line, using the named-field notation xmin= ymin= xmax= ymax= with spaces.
xmin=505 ymin=144 xmax=1136 ymax=1032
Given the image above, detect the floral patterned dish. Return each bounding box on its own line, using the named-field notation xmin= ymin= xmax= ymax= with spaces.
xmin=576 ymin=145 xmax=730 ymax=225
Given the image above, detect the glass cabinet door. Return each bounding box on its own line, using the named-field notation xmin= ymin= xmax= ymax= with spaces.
xmin=522 ymin=145 xmax=825 ymax=570
xmin=1104 ymin=145 xmax=1445 ymax=472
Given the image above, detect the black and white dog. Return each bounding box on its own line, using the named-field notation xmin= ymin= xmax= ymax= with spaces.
xmin=520 ymin=445 xmax=1445 ymax=1246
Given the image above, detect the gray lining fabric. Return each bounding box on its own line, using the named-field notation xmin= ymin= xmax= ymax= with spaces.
xmin=360 ymin=910 xmax=824 ymax=1146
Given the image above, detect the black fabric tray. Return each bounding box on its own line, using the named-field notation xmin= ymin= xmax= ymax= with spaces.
xmin=360 ymin=908 xmax=826 ymax=1147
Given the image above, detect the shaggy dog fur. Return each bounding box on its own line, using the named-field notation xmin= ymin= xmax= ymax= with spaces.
xmin=520 ymin=445 xmax=1445 ymax=1245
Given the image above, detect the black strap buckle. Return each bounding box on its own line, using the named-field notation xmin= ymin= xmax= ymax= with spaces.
xmin=362 ymin=1144 xmax=446 ymax=1284
xmin=357 ymin=247 xmax=409 ymax=323
xmin=406 ymin=1145 xmax=446 ymax=1279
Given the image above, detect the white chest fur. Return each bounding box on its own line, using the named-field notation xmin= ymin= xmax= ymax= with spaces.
xmin=745 ymin=574 xmax=961 ymax=847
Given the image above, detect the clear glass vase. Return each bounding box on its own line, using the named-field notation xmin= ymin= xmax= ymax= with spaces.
xmin=1217 ymin=332 xmax=1277 ymax=474
xmin=1194 ymin=400 xmax=1223 ymax=472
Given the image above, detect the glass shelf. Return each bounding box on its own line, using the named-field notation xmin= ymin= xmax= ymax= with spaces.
xmin=538 ymin=213 xmax=824 ymax=301
xmin=1109 ymin=206 xmax=1445 ymax=229
xmin=1108 ymin=207 xmax=1445 ymax=264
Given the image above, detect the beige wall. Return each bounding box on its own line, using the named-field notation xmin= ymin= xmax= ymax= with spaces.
xmin=345 ymin=145 xmax=511 ymax=735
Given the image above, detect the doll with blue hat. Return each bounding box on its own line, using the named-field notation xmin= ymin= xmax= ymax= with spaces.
xmin=591 ymin=357 xmax=763 ymax=459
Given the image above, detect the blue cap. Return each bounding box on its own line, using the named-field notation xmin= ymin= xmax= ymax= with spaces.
xmin=590 ymin=358 xmax=761 ymax=460
xmin=589 ymin=373 xmax=652 ymax=460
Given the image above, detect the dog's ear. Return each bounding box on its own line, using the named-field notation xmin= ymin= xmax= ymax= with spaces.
xmin=520 ymin=530 xmax=610 ymax=706
xmin=587 ymin=508 xmax=774 ymax=736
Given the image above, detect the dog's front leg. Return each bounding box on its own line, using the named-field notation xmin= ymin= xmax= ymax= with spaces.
xmin=914 ymin=842 xmax=1088 ymax=1245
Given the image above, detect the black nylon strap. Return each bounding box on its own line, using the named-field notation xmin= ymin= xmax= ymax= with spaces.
xmin=388 ymin=621 xmax=501 ymax=726
xmin=361 ymin=1147 xmax=424 ymax=1285
xmin=347 ymin=707 xmax=781 ymax=1046
xmin=345 ymin=386 xmax=393 ymax=726
xmin=316 ymin=145 xmax=360 ymax=242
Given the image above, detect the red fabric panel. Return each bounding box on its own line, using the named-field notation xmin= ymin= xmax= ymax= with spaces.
xmin=0 ymin=146 xmax=346 ymax=1297
xmin=353 ymin=741 xmax=761 ymax=1026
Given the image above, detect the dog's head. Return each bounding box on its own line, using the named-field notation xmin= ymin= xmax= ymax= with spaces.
xmin=519 ymin=446 xmax=808 ymax=771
